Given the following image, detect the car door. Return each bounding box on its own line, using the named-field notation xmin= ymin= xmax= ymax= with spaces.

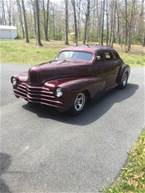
xmin=111 ymin=50 xmax=122 ymax=82
xmin=94 ymin=50 xmax=120 ymax=89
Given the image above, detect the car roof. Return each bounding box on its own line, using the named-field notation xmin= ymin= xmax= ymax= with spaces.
xmin=60 ymin=45 xmax=114 ymax=54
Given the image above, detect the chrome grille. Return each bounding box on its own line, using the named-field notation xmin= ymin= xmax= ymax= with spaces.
xmin=14 ymin=83 xmax=63 ymax=108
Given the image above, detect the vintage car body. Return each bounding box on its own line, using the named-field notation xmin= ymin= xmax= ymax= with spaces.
xmin=11 ymin=45 xmax=130 ymax=114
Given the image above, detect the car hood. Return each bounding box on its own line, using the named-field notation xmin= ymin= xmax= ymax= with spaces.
xmin=28 ymin=59 xmax=93 ymax=85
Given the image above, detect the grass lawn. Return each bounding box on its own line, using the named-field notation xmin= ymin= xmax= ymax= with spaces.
xmin=105 ymin=129 xmax=145 ymax=193
xmin=0 ymin=39 xmax=145 ymax=66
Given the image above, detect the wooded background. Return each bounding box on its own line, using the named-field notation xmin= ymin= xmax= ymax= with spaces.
xmin=0 ymin=0 xmax=145 ymax=51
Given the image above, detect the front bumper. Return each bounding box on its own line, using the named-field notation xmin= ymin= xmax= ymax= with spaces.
xmin=13 ymin=82 xmax=64 ymax=110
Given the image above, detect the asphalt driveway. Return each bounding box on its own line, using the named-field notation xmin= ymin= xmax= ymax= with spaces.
xmin=0 ymin=64 xmax=145 ymax=193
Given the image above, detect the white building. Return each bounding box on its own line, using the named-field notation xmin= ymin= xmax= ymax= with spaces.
xmin=0 ymin=25 xmax=17 ymax=39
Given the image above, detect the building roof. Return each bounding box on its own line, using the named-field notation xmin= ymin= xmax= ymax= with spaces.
xmin=0 ymin=25 xmax=17 ymax=30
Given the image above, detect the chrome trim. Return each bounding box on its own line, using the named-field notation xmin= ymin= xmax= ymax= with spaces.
xmin=14 ymin=82 xmax=63 ymax=107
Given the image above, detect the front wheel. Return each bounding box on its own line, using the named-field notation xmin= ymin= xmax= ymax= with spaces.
xmin=118 ymin=72 xmax=128 ymax=89
xmin=69 ymin=92 xmax=86 ymax=115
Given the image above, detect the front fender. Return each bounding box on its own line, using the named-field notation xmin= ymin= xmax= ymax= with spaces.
xmin=59 ymin=76 xmax=105 ymax=99
xmin=45 ymin=76 xmax=105 ymax=111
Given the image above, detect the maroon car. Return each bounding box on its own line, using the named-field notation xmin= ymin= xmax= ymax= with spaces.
xmin=11 ymin=45 xmax=130 ymax=114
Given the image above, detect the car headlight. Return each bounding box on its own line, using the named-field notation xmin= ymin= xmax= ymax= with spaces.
xmin=11 ymin=77 xmax=17 ymax=86
xmin=56 ymin=88 xmax=63 ymax=97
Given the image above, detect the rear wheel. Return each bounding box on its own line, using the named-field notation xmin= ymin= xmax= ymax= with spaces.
xmin=119 ymin=72 xmax=128 ymax=89
xmin=69 ymin=92 xmax=86 ymax=115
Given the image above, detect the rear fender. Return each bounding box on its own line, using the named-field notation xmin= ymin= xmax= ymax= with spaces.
xmin=117 ymin=64 xmax=130 ymax=83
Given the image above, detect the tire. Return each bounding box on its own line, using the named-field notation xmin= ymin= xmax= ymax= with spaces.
xmin=69 ymin=92 xmax=87 ymax=115
xmin=118 ymin=71 xmax=128 ymax=89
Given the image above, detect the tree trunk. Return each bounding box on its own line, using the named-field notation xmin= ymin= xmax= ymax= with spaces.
xmin=143 ymin=34 xmax=145 ymax=47
xmin=42 ymin=0 xmax=49 ymax=41
xmin=16 ymin=0 xmax=25 ymax=39
xmin=65 ymin=0 xmax=69 ymax=45
xmin=52 ymin=7 xmax=56 ymax=40
xmin=110 ymin=1 xmax=117 ymax=47
xmin=1 ymin=0 xmax=6 ymax=25
xmin=116 ymin=2 xmax=121 ymax=44
xmin=124 ymin=0 xmax=128 ymax=48
xmin=106 ymin=12 xmax=109 ymax=46
xmin=71 ymin=0 xmax=78 ymax=45
xmin=101 ymin=0 xmax=105 ymax=45
xmin=35 ymin=0 xmax=43 ymax=46
xmin=140 ymin=0 xmax=145 ymax=46
xmin=77 ymin=0 xmax=81 ymax=40
xmin=127 ymin=0 xmax=136 ymax=51
xmin=45 ymin=0 xmax=49 ymax=41
xmin=30 ymin=0 xmax=36 ymax=37
xmin=21 ymin=0 xmax=29 ymax=43
xmin=6 ymin=0 xmax=12 ymax=25
xmin=83 ymin=0 xmax=90 ymax=44
xmin=42 ymin=0 xmax=46 ymax=39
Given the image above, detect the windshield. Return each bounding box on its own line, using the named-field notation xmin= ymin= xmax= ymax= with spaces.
xmin=56 ymin=51 xmax=93 ymax=61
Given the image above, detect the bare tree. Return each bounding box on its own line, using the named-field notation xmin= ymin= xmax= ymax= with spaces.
xmin=124 ymin=0 xmax=128 ymax=47
xmin=42 ymin=0 xmax=49 ymax=41
xmin=76 ymin=0 xmax=82 ymax=40
xmin=52 ymin=5 xmax=56 ymax=40
xmin=83 ymin=0 xmax=90 ymax=44
xmin=65 ymin=0 xmax=69 ymax=44
xmin=139 ymin=0 xmax=145 ymax=46
xmin=101 ymin=0 xmax=105 ymax=45
xmin=116 ymin=1 xmax=121 ymax=44
xmin=30 ymin=0 xmax=36 ymax=37
xmin=71 ymin=0 xmax=78 ymax=45
xmin=1 ymin=0 xmax=144 ymax=50
xmin=6 ymin=0 xmax=12 ymax=25
xmin=1 ymin=0 xmax=6 ymax=25
xmin=35 ymin=0 xmax=43 ymax=46
xmin=106 ymin=0 xmax=109 ymax=45
xmin=16 ymin=0 xmax=24 ymax=38
xmin=127 ymin=0 xmax=136 ymax=51
xmin=21 ymin=0 xmax=29 ymax=43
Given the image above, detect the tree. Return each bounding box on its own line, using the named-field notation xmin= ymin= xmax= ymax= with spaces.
xmin=139 ymin=0 xmax=145 ymax=46
xmin=1 ymin=0 xmax=144 ymax=50
xmin=127 ymin=0 xmax=136 ymax=51
xmin=21 ymin=0 xmax=29 ymax=43
xmin=1 ymin=0 xmax=6 ymax=25
xmin=16 ymin=0 xmax=25 ymax=38
xmin=42 ymin=0 xmax=50 ymax=41
xmin=101 ymin=0 xmax=105 ymax=45
xmin=71 ymin=0 xmax=78 ymax=45
xmin=83 ymin=0 xmax=90 ymax=44
xmin=105 ymin=0 xmax=109 ymax=45
xmin=65 ymin=0 xmax=69 ymax=45
xmin=76 ymin=0 xmax=82 ymax=40
xmin=124 ymin=0 xmax=128 ymax=47
xmin=35 ymin=0 xmax=43 ymax=46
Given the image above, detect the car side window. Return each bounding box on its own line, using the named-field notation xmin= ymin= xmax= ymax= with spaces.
xmin=96 ymin=55 xmax=102 ymax=61
xmin=96 ymin=52 xmax=104 ymax=62
xmin=103 ymin=52 xmax=113 ymax=60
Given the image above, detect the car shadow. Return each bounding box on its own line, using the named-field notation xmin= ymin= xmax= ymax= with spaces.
xmin=23 ymin=83 xmax=139 ymax=126
xmin=0 ymin=153 xmax=12 ymax=193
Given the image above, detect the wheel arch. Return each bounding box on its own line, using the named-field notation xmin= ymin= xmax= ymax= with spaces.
xmin=116 ymin=64 xmax=130 ymax=84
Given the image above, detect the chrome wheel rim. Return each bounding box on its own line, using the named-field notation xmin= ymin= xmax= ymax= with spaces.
xmin=74 ymin=93 xmax=86 ymax=112
xmin=122 ymin=73 xmax=128 ymax=87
